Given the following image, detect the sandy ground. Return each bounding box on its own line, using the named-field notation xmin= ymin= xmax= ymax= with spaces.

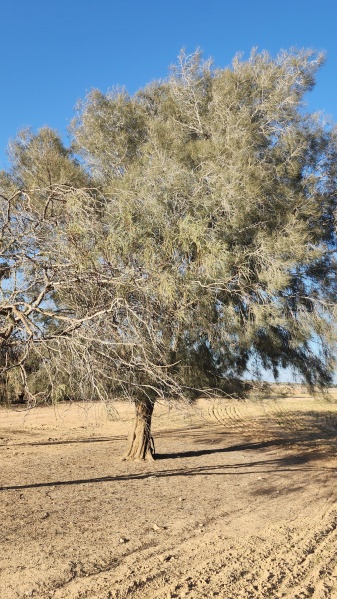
xmin=1 ymin=389 xmax=337 ymax=599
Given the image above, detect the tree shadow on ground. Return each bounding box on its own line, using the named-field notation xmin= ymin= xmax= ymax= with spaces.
xmin=1 ymin=435 xmax=336 ymax=492
xmin=0 ymin=436 xmax=124 ymax=447
xmin=1 ymin=409 xmax=337 ymax=492
xmin=157 ymin=409 xmax=337 ymax=459
xmin=155 ymin=438 xmax=290 ymax=460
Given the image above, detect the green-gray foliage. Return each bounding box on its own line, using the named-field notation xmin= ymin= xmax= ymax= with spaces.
xmin=70 ymin=48 xmax=337 ymax=389
xmin=1 ymin=48 xmax=337 ymax=404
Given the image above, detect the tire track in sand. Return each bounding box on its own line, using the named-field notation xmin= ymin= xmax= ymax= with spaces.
xmin=45 ymin=506 xmax=337 ymax=598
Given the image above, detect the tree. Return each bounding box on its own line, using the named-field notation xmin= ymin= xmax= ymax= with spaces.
xmin=2 ymin=49 xmax=337 ymax=460
xmin=0 ymin=131 xmax=184 ymax=457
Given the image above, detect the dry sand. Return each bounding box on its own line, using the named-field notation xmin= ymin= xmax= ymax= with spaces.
xmin=1 ymin=389 xmax=337 ymax=598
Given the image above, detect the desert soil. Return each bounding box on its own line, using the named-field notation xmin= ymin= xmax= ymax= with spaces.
xmin=1 ymin=389 xmax=337 ymax=599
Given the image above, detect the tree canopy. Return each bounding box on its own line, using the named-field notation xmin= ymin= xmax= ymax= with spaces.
xmin=1 ymin=48 xmax=337 ymax=458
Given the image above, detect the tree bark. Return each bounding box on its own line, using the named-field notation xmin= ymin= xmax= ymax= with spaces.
xmin=122 ymin=397 xmax=155 ymax=461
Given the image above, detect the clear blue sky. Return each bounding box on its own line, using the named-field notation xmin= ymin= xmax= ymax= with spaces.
xmin=1 ymin=0 xmax=337 ymax=170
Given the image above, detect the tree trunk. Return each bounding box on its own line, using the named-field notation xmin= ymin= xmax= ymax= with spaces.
xmin=123 ymin=397 xmax=155 ymax=461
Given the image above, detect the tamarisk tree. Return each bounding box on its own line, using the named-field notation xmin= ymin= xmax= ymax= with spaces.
xmin=2 ymin=49 xmax=337 ymax=460
xmin=0 ymin=130 xmax=184 ymax=459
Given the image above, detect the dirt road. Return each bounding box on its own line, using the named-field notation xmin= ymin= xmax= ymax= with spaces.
xmin=1 ymin=391 xmax=337 ymax=598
